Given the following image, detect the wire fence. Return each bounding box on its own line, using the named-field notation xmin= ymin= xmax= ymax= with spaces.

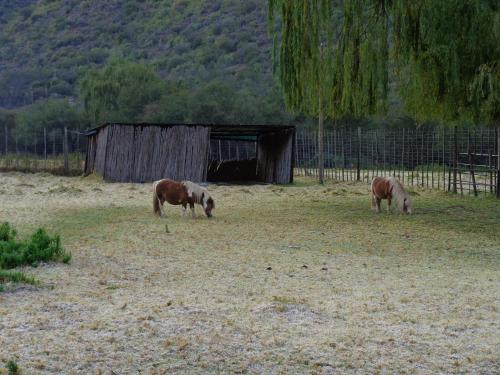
xmin=0 ymin=126 xmax=86 ymax=175
xmin=1 ymin=125 xmax=499 ymax=196
xmin=295 ymin=127 xmax=500 ymax=197
xmin=209 ymin=139 xmax=257 ymax=161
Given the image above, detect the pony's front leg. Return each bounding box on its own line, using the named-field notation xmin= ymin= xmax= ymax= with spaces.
xmin=181 ymin=203 xmax=187 ymax=217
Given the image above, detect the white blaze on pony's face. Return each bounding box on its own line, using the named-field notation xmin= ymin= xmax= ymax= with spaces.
xmin=202 ymin=192 xmax=214 ymax=218
xmin=403 ymin=197 xmax=412 ymax=214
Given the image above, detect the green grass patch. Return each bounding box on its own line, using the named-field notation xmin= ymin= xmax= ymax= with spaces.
xmin=6 ymin=360 xmax=20 ymax=375
xmin=0 ymin=222 xmax=71 ymax=291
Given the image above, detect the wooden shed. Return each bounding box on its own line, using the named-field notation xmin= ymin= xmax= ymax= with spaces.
xmin=84 ymin=123 xmax=295 ymax=184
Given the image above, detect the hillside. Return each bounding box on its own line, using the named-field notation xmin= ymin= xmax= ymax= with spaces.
xmin=0 ymin=0 xmax=275 ymax=109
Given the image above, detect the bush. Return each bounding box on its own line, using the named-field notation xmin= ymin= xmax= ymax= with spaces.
xmin=0 ymin=222 xmax=71 ymax=290
xmin=0 ymin=223 xmax=71 ymax=269
xmin=7 ymin=360 xmax=20 ymax=375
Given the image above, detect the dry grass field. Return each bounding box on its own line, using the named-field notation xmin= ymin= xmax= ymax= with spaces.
xmin=0 ymin=172 xmax=499 ymax=374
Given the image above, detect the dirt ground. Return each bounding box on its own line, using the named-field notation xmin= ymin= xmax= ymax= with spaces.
xmin=0 ymin=172 xmax=499 ymax=374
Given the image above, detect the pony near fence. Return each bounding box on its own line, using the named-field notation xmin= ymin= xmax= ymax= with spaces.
xmin=371 ymin=176 xmax=412 ymax=214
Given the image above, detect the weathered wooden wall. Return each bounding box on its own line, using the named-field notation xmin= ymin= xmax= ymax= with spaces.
xmin=87 ymin=124 xmax=210 ymax=182
xmin=84 ymin=134 xmax=97 ymax=175
xmin=256 ymin=129 xmax=294 ymax=184
xmin=85 ymin=123 xmax=294 ymax=184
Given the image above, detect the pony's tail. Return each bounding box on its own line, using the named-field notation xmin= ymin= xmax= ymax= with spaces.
xmin=153 ymin=182 xmax=161 ymax=216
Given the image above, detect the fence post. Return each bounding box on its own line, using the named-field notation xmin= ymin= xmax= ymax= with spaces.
xmin=401 ymin=129 xmax=405 ymax=182
xmin=443 ymin=127 xmax=446 ymax=191
xmin=44 ymin=128 xmax=47 ymax=161
xmin=356 ymin=127 xmax=361 ymax=181
xmin=4 ymin=122 xmax=7 ymax=155
xmin=318 ymin=109 xmax=324 ymax=184
xmin=341 ymin=128 xmax=345 ymax=181
xmin=453 ymin=126 xmax=458 ymax=194
xmin=63 ymin=127 xmax=69 ymax=172
xmin=496 ymin=126 xmax=500 ymax=198
xmin=468 ymin=131 xmax=478 ymax=196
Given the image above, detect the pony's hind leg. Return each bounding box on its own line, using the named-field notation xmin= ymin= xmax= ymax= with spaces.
xmin=376 ymin=198 xmax=382 ymax=213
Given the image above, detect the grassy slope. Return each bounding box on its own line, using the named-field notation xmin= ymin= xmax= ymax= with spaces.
xmin=0 ymin=172 xmax=499 ymax=373
xmin=0 ymin=0 xmax=273 ymax=107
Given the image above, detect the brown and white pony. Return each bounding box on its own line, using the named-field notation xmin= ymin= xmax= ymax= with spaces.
xmin=153 ymin=179 xmax=215 ymax=218
xmin=371 ymin=176 xmax=412 ymax=214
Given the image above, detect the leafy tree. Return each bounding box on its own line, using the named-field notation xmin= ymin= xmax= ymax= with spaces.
xmin=269 ymin=0 xmax=499 ymax=125
xmin=78 ymin=59 xmax=165 ymax=125
xmin=269 ymin=0 xmax=499 ymax=182
xmin=141 ymin=84 xmax=191 ymax=123
xmin=15 ymin=99 xmax=86 ymax=143
xmin=391 ymin=1 xmax=499 ymax=125
xmin=0 ymin=109 xmax=16 ymax=131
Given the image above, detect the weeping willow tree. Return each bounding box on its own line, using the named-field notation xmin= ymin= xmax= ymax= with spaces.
xmin=391 ymin=0 xmax=499 ymax=124
xmin=78 ymin=59 xmax=165 ymax=126
xmin=269 ymin=0 xmax=499 ymax=181
xmin=269 ymin=0 xmax=390 ymax=182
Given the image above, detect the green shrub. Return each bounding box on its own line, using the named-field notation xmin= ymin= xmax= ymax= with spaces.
xmin=0 ymin=222 xmax=71 ymax=291
xmin=0 ymin=222 xmax=16 ymax=241
xmin=7 ymin=360 xmax=20 ymax=375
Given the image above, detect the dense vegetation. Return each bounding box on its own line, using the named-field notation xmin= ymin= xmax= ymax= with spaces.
xmin=0 ymin=0 xmax=298 ymax=130
xmin=0 ymin=222 xmax=71 ymax=291
xmin=0 ymin=1 xmax=497 ymax=136
xmin=269 ymin=0 xmax=499 ymax=126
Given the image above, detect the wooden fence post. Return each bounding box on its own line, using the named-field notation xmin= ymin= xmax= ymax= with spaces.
xmin=64 ymin=127 xmax=69 ymax=172
xmin=401 ymin=129 xmax=405 ymax=183
xmin=453 ymin=126 xmax=458 ymax=194
xmin=4 ymin=123 xmax=7 ymax=155
xmin=468 ymin=131 xmax=478 ymax=196
xmin=43 ymin=128 xmax=47 ymax=170
xmin=496 ymin=126 xmax=500 ymax=198
xmin=356 ymin=127 xmax=361 ymax=181
xmin=341 ymin=128 xmax=345 ymax=181
xmin=318 ymin=109 xmax=324 ymax=184
xmin=443 ymin=127 xmax=447 ymax=191
xmin=34 ymin=131 xmax=38 ymax=156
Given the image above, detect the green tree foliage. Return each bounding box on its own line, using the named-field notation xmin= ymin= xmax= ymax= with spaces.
xmin=141 ymin=78 xmax=295 ymax=125
xmin=392 ymin=0 xmax=499 ymax=124
xmin=78 ymin=59 xmax=165 ymax=125
xmin=15 ymin=99 xmax=86 ymax=143
xmin=269 ymin=0 xmax=499 ymax=125
xmin=0 ymin=0 xmax=276 ymax=111
xmin=0 ymin=109 xmax=16 ymax=130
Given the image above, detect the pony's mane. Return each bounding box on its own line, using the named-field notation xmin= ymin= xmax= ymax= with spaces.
xmin=182 ymin=180 xmax=211 ymax=204
xmin=388 ymin=177 xmax=410 ymax=210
